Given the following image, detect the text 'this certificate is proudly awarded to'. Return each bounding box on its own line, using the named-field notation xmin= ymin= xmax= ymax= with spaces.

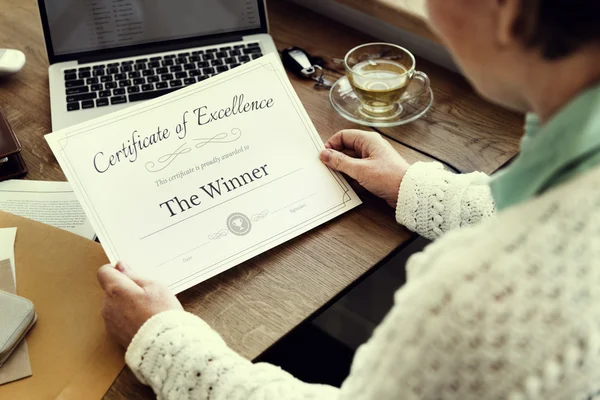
xmin=46 ymin=53 xmax=361 ymax=293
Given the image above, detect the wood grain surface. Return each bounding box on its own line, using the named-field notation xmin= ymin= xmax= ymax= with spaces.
xmin=0 ymin=0 xmax=520 ymax=398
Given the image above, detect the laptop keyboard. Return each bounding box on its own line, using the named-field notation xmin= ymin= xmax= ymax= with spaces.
xmin=63 ymin=43 xmax=263 ymax=112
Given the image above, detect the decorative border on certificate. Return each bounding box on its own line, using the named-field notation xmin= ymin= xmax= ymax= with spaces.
xmin=50 ymin=55 xmax=359 ymax=291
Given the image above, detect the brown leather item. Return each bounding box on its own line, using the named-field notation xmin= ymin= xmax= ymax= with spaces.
xmin=0 ymin=107 xmax=27 ymax=181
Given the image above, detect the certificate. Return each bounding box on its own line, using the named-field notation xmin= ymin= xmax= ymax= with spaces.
xmin=46 ymin=53 xmax=361 ymax=293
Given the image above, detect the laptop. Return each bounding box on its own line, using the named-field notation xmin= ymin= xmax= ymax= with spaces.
xmin=37 ymin=0 xmax=278 ymax=131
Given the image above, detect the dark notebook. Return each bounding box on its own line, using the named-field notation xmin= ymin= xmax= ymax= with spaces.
xmin=0 ymin=107 xmax=27 ymax=181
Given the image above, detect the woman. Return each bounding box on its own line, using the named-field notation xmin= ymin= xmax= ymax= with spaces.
xmin=98 ymin=0 xmax=600 ymax=398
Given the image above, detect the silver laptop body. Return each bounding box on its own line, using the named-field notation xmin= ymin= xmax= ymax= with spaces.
xmin=38 ymin=0 xmax=277 ymax=131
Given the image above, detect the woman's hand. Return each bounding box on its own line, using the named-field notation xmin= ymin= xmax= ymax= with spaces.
xmin=320 ymin=129 xmax=410 ymax=208
xmin=98 ymin=262 xmax=183 ymax=348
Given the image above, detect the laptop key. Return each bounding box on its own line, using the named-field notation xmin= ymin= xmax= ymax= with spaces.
xmin=243 ymin=47 xmax=261 ymax=54
xmin=142 ymin=84 xmax=154 ymax=91
xmin=147 ymin=76 xmax=160 ymax=83
xmin=129 ymin=71 xmax=141 ymax=78
xmin=107 ymin=67 xmax=119 ymax=74
xmin=121 ymin=61 xmax=134 ymax=65
xmin=161 ymin=73 xmax=174 ymax=81
xmin=82 ymin=100 xmax=95 ymax=109
xmin=67 ymin=92 xmax=96 ymax=102
xmin=64 ymin=73 xmax=77 ymax=81
xmin=204 ymin=53 xmax=215 ymax=60
xmin=239 ymin=55 xmax=251 ymax=62
xmin=113 ymin=88 xmax=126 ymax=95
xmin=157 ymin=67 xmax=168 ymax=74
xmin=189 ymin=56 xmax=200 ymax=62
xmin=156 ymin=82 xmax=168 ymax=89
xmin=67 ymin=102 xmax=80 ymax=111
xmin=115 ymin=73 xmax=127 ymax=80
xmin=142 ymin=69 xmax=155 ymax=77
xmin=176 ymin=58 xmax=187 ymax=65
xmin=175 ymin=71 xmax=187 ymax=79
xmin=231 ymin=63 xmax=241 ymax=69
xmin=230 ymin=50 xmax=241 ymax=57
xmin=78 ymin=66 xmax=91 ymax=71
xmin=93 ymin=69 xmax=105 ymax=76
xmin=100 ymin=75 xmax=113 ymax=82
xmin=86 ymin=77 xmax=98 ymax=84
xmin=170 ymin=65 xmax=183 ymax=72
xmin=107 ymin=62 xmax=119 ymax=68
xmin=65 ymin=79 xmax=85 ymax=88
xmin=211 ymin=59 xmax=223 ymax=66
xmin=216 ymin=65 xmax=228 ymax=73
xmin=224 ymin=57 xmax=236 ymax=64
xmin=248 ymin=42 xmax=260 ymax=48
xmin=127 ymin=86 xmax=141 ymax=94
xmin=219 ymin=46 xmax=232 ymax=51
xmin=162 ymin=60 xmax=174 ymax=66
xmin=96 ymin=98 xmax=109 ymax=107
xmin=148 ymin=61 xmax=160 ymax=68
xmin=111 ymin=96 xmax=127 ymax=105
xmin=66 ymin=86 xmax=89 ymax=95
xmin=133 ymin=78 xmax=145 ymax=85
xmin=189 ymin=70 xmax=201 ymax=77
xmin=129 ymin=88 xmax=178 ymax=102
xmin=251 ymin=53 xmax=262 ymax=60
xmin=136 ymin=58 xmax=148 ymax=63
xmin=197 ymin=75 xmax=209 ymax=82
xmin=121 ymin=65 xmax=133 ymax=72
xmin=197 ymin=61 xmax=209 ymax=69
xmin=119 ymin=80 xmax=132 ymax=87
xmin=233 ymin=44 xmax=245 ymax=49
xmin=170 ymin=80 xmax=183 ymax=87
xmin=206 ymin=49 xmax=218 ymax=53
xmin=184 ymin=77 xmax=196 ymax=85
xmin=91 ymin=84 xmax=102 ymax=91
xmin=216 ymin=51 xmax=227 ymax=58
xmin=184 ymin=63 xmax=195 ymax=70
xmin=202 ymin=67 xmax=215 ymax=75
xmin=64 ymin=68 xmax=76 ymax=74
xmin=135 ymin=63 xmax=146 ymax=71
xmin=105 ymin=82 xmax=118 ymax=89
xmin=164 ymin=55 xmax=176 ymax=59
xmin=149 ymin=56 xmax=161 ymax=62
xmin=99 ymin=90 xmax=111 ymax=98
xmin=191 ymin=50 xmax=204 ymax=55
xmin=79 ymin=71 xmax=91 ymax=79
xmin=178 ymin=52 xmax=190 ymax=57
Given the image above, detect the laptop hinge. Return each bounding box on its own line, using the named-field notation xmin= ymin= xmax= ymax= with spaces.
xmin=78 ymin=34 xmax=245 ymax=64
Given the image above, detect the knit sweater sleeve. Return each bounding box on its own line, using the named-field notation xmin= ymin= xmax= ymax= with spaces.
xmin=125 ymin=310 xmax=340 ymax=400
xmin=395 ymin=162 xmax=495 ymax=240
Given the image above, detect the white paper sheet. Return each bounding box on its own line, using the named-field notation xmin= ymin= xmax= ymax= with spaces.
xmin=0 ymin=227 xmax=16 ymax=279
xmin=45 ymin=53 xmax=362 ymax=293
xmin=0 ymin=180 xmax=95 ymax=240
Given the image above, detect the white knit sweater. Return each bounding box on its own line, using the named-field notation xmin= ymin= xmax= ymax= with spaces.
xmin=126 ymin=162 xmax=600 ymax=400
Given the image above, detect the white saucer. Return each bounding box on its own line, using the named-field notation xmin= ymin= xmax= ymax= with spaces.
xmin=329 ymin=76 xmax=434 ymax=128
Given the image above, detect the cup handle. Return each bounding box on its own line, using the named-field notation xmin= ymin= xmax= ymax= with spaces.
xmin=401 ymin=71 xmax=430 ymax=102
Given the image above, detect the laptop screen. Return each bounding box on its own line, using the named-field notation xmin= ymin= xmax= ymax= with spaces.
xmin=42 ymin=0 xmax=264 ymax=57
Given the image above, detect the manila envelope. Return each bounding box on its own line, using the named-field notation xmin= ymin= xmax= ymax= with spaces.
xmin=0 ymin=211 xmax=125 ymax=399
xmin=0 ymin=258 xmax=32 ymax=385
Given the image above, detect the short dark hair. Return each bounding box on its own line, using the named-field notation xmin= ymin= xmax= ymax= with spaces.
xmin=514 ymin=0 xmax=600 ymax=60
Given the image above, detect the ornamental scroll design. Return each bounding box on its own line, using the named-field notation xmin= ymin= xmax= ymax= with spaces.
xmin=145 ymin=128 xmax=242 ymax=173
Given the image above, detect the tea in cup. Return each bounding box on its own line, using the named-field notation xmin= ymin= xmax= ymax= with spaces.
xmin=345 ymin=43 xmax=430 ymax=119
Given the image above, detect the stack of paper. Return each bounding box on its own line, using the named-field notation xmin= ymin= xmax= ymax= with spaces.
xmin=0 ymin=228 xmax=32 ymax=385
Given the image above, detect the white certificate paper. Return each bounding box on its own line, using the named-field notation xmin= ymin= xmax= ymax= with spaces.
xmin=46 ymin=53 xmax=361 ymax=293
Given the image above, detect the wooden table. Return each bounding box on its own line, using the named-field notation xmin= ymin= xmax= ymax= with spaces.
xmin=0 ymin=0 xmax=523 ymax=398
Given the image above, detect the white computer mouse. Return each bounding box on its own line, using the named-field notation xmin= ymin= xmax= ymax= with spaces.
xmin=0 ymin=49 xmax=26 ymax=76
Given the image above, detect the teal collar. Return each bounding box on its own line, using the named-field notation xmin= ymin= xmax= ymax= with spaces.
xmin=490 ymin=83 xmax=600 ymax=211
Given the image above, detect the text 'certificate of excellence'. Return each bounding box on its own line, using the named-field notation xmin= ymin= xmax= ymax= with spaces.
xmin=46 ymin=53 xmax=361 ymax=293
